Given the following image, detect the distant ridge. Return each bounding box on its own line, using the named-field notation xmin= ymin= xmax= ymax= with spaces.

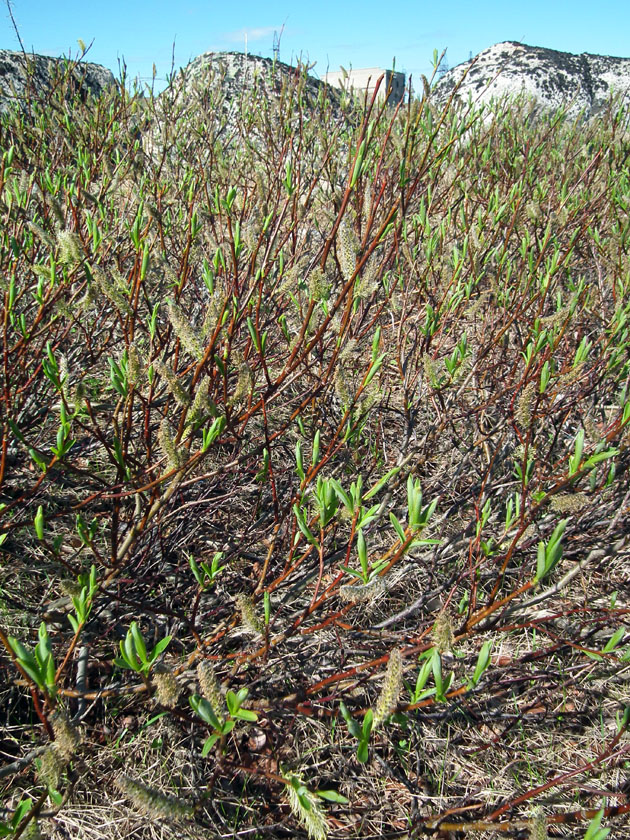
xmin=433 ymin=41 xmax=630 ymax=117
xmin=0 ymin=49 xmax=115 ymax=113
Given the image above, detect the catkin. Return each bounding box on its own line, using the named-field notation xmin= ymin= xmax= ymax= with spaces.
xmin=115 ymin=774 xmax=193 ymax=819
xmin=152 ymin=665 xmax=180 ymax=708
xmin=286 ymin=774 xmax=329 ymax=840
xmin=197 ymin=661 xmax=224 ymax=722
xmin=373 ymin=648 xmax=403 ymax=729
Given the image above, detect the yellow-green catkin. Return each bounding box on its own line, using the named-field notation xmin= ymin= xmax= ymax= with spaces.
xmin=166 ymin=299 xmax=204 ymax=360
xmin=28 ymin=220 xmax=56 ymax=250
xmin=373 ymin=648 xmax=403 ymax=729
xmin=38 ymin=744 xmax=66 ymax=788
xmin=307 ymin=267 xmax=328 ymax=302
xmin=127 ymin=343 xmax=145 ymax=387
xmin=197 ymin=661 xmax=224 ymax=721
xmin=433 ymin=612 xmax=455 ymax=655
xmin=152 ymin=665 xmax=180 ymax=708
xmin=229 ymin=357 xmax=253 ymax=407
xmin=187 ymin=377 xmax=211 ymax=430
xmin=236 ymin=593 xmax=263 ymax=635
xmin=153 ymin=358 xmax=190 ymax=406
xmin=337 ymin=220 xmax=358 ymax=283
xmin=157 ymin=418 xmax=183 ymax=471
xmin=59 ymin=579 xmax=83 ymax=599
xmin=550 ymin=492 xmax=588 ymax=513
xmin=516 ymin=381 xmax=537 ymax=429
xmin=528 ymin=807 xmax=548 ymax=840
xmin=356 ymin=257 xmax=379 ymax=301
xmin=115 ymin=774 xmax=193 ymax=820
xmin=59 ymin=355 xmax=70 ymax=402
xmin=286 ymin=774 xmax=329 ymax=840
xmin=57 ymin=230 xmax=82 ymax=265
xmin=50 ymin=710 xmax=81 ymax=761
xmin=91 ymin=265 xmax=132 ymax=315
xmin=339 ymin=576 xmax=385 ymax=603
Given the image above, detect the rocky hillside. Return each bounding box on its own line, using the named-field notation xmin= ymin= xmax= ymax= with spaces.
xmin=170 ymin=51 xmax=329 ymax=102
xmin=433 ymin=41 xmax=630 ymax=117
xmin=0 ymin=49 xmax=115 ymax=113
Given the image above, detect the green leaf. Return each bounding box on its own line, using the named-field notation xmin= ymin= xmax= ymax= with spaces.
xmin=357 ymin=503 xmax=379 ymax=529
xmin=234 ymin=708 xmax=258 ymax=722
xmin=413 ymin=656 xmax=434 ymax=699
xmin=317 ymin=790 xmax=349 ymax=803
xmin=362 ymin=709 xmax=373 ymax=737
xmin=48 ymin=787 xmax=63 ymax=806
xmin=226 ymin=690 xmax=238 ymax=716
xmin=357 ymin=529 xmax=368 ymax=579
xmin=122 ymin=632 xmax=140 ymax=671
xmin=389 ymin=512 xmax=406 ymax=542
xmin=189 ymin=554 xmax=204 ymax=586
xmin=293 ymin=504 xmax=318 ymax=545
xmin=331 ymin=479 xmax=353 ymax=512
xmin=18 ymin=660 xmax=45 ymax=688
xmin=584 ymin=808 xmax=610 ymax=840
xmin=34 ymin=506 xmax=45 ymax=540
xmin=583 ymin=448 xmax=618 ymax=469
xmin=295 ymin=440 xmax=305 ymax=481
xmin=190 ymin=694 xmax=221 ymax=729
xmin=603 ymin=627 xmax=625 ymax=652
xmin=201 ymin=734 xmax=219 ymax=756
xmin=130 ymin=622 xmax=148 ymax=664
xmin=356 ymin=738 xmax=369 ymax=763
xmin=363 ymin=353 xmax=384 ymax=388
xmin=363 ymin=466 xmax=401 ymax=500
xmin=569 ymin=429 xmax=585 ymax=475
xmin=149 ymin=636 xmax=172 ymax=662
xmin=339 ymin=701 xmax=361 ymax=739
xmin=536 ymin=541 xmax=547 ymax=582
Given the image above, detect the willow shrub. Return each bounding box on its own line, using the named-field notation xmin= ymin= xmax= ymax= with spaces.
xmin=1 ymin=54 xmax=630 ymax=838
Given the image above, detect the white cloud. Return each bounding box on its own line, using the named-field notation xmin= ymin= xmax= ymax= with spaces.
xmin=223 ymin=26 xmax=278 ymax=44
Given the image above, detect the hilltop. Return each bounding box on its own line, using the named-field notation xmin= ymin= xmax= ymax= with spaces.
xmin=433 ymin=41 xmax=630 ymax=117
xmin=0 ymin=49 xmax=115 ymax=112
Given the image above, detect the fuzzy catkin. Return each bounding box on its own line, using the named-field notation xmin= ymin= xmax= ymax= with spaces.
xmin=337 ymin=220 xmax=358 ymax=283
xmin=50 ymin=710 xmax=81 ymax=761
xmin=550 ymin=492 xmax=588 ymax=513
xmin=339 ymin=576 xmax=385 ymax=603
xmin=528 ymin=807 xmax=548 ymax=840
xmin=153 ymin=358 xmax=191 ymax=406
xmin=157 ymin=419 xmax=183 ymax=471
xmin=286 ymin=775 xmax=328 ymax=840
xmin=152 ymin=665 xmax=180 ymax=708
xmin=433 ymin=612 xmax=455 ymax=654
xmin=115 ymin=774 xmax=193 ymax=819
xmin=197 ymin=661 xmax=224 ymax=721
xmin=516 ymin=381 xmax=537 ymax=429
xmin=57 ymin=230 xmax=82 ymax=265
xmin=236 ymin=593 xmax=263 ymax=635
xmin=166 ymin=299 xmax=204 ymax=360
xmin=38 ymin=744 xmax=66 ymax=788
xmin=373 ymin=648 xmax=403 ymax=729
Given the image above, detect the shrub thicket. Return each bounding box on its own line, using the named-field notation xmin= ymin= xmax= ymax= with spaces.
xmin=1 ymin=54 xmax=630 ymax=839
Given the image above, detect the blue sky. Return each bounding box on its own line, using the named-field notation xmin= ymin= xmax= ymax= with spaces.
xmin=2 ymin=0 xmax=630 ymax=91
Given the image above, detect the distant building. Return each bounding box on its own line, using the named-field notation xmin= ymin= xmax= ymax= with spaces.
xmin=324 ymin=67 xmax=406 ymax=105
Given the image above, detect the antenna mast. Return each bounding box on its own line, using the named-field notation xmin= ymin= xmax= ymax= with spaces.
xmin=273 ymin=30 xmax=280 ymax=62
